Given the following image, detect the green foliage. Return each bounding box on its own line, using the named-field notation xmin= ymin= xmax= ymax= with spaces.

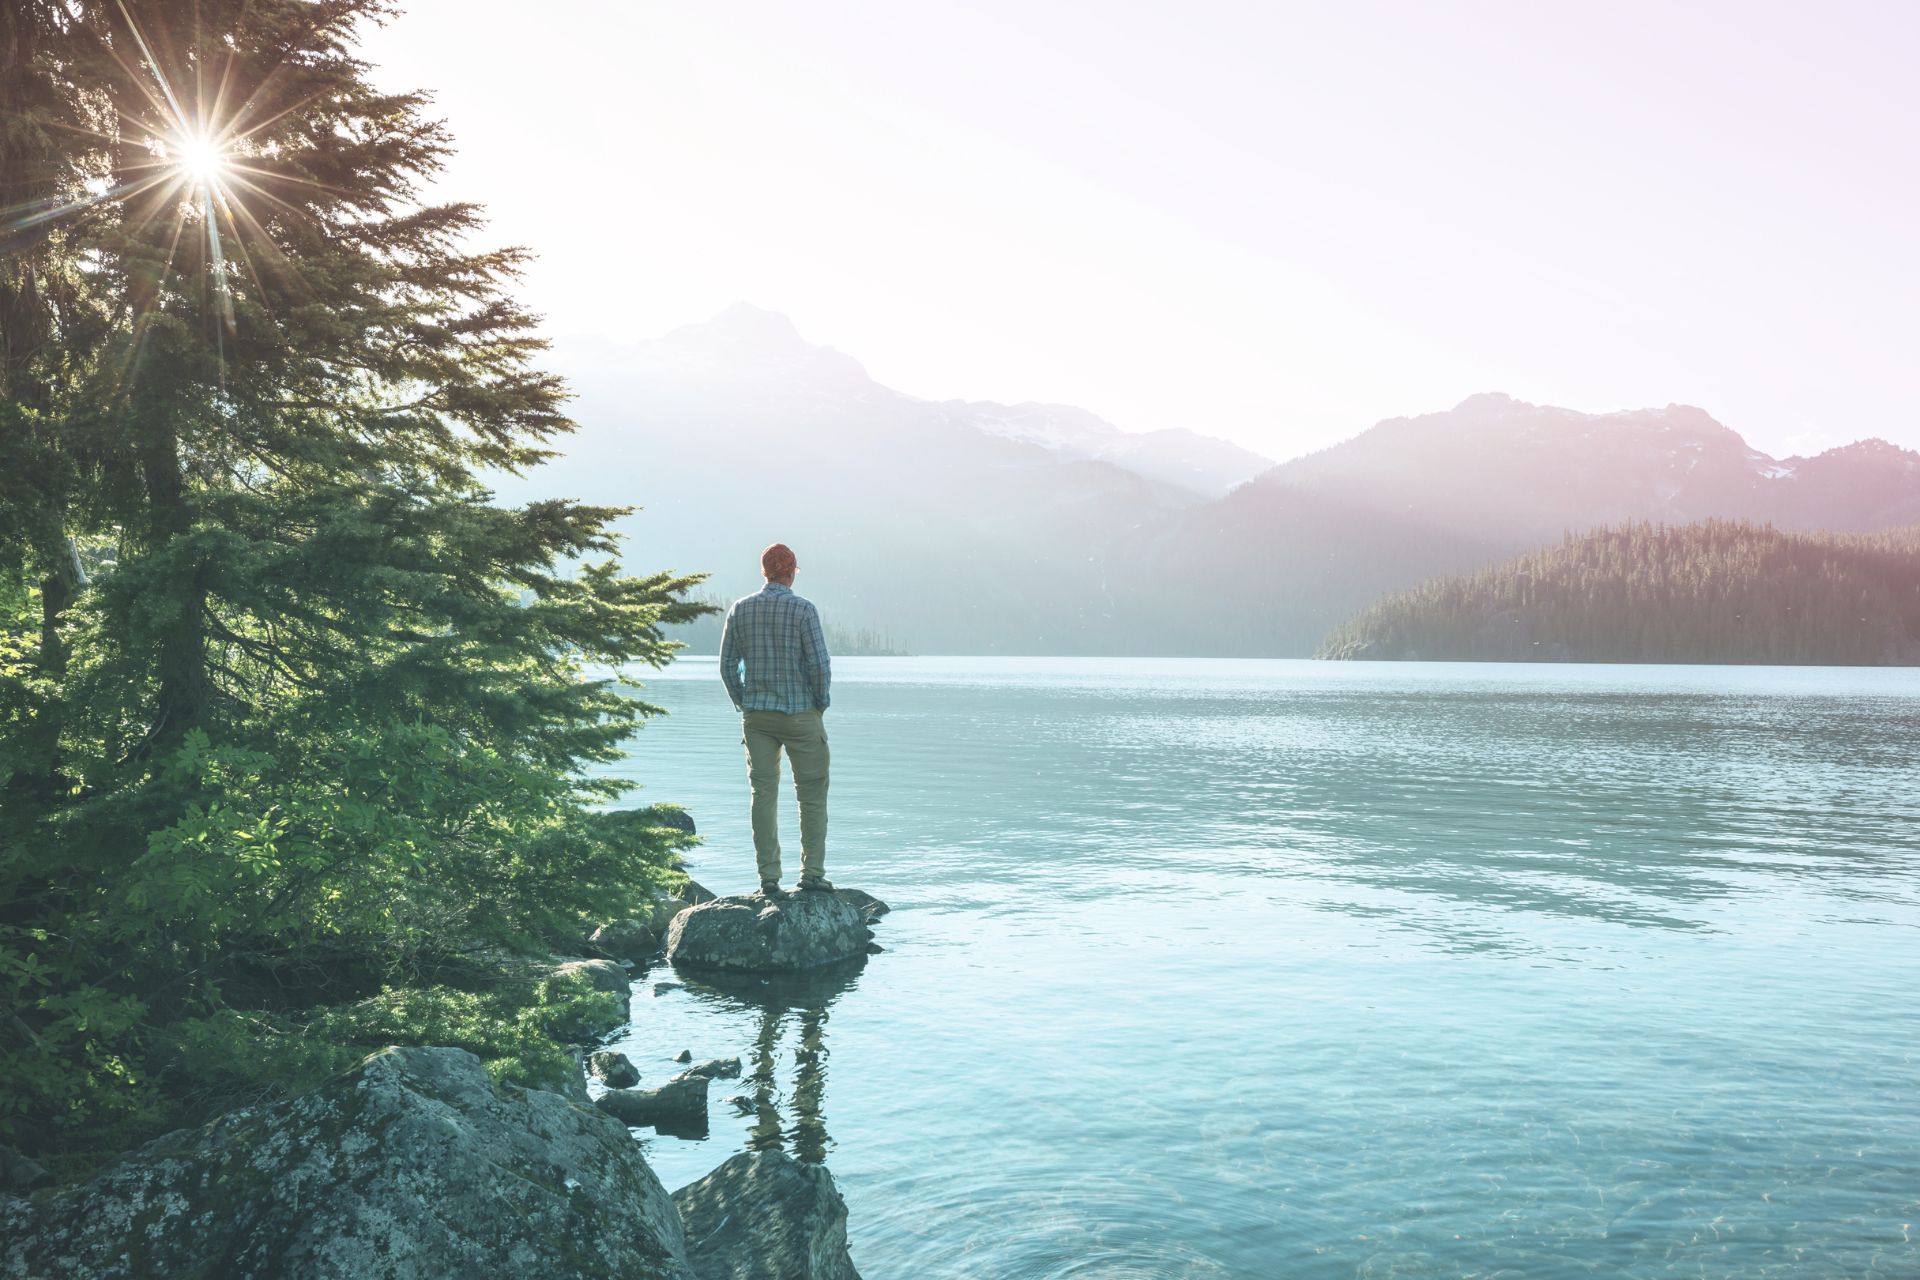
xmin=166 ymin=970 xmax=622 ymax=1111
xmin=1319 ymin=520 xmax=1920 ymax=664
xmin=0 ymin=1 xmax=714 ymax=1169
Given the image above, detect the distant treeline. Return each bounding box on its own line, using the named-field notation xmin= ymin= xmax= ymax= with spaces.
xmin=669 ymin=599 xmax=910 ymax=657
xmin=1317 ymin=520 xmax=1920 ymax=665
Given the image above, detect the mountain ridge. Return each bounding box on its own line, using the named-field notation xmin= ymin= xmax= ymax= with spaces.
xmin=530 ymin=308 xmax=1920 ymax=656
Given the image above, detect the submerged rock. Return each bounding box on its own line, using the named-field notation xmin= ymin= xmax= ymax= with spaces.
xmin=595 ymin=1077 xmax=710 ymax=1134
xmin=0 ymin=1046 xmax=692 ymax=1280
xmin=674 ymin=1057 xmax=742 ymax=1082
xmin=667 ymin=892 xmax=874 ymax=973
xmin=674 ymin=1150 xmax=860 ymax=1280
xmin=673 ymin=1049 xmax=693 ymax=1063
xmin=587 ymin=1050 xmax=641 ymax=1089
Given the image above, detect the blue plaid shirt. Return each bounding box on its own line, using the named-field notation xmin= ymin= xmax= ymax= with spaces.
xmin=719 ymin=582 xmax=832 ymax=713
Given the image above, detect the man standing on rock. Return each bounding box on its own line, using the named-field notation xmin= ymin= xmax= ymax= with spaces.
xmin=719 ymin=543 xmax=833 ymax=898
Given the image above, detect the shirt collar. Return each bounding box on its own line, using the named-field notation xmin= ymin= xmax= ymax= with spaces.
xmin=762 ymin=581 xmax=793 ymax=595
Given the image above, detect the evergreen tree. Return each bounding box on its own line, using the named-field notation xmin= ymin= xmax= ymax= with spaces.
xmin=1 ymin=0 xmax=709 ymax=1168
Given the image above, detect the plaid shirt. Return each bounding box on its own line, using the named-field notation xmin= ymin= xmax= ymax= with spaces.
xmin=719 ymin=581 xmax=832 ymax=713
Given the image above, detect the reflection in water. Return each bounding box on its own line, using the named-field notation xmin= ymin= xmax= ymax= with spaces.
xmin=684 ymin=959 xmax=865 ymax=1166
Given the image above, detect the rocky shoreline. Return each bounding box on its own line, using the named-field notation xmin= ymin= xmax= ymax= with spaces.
xmin=1 ymin=879 xmax=888 ymax=1280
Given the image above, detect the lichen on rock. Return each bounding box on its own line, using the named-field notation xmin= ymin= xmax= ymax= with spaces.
xmin=674 ymin=1150 xmax=861 ymax=1280
xmin=0 ymin=1047 xmax=693 ymax=1280
xmin=666 ymin=891 xmax=874 ymax=973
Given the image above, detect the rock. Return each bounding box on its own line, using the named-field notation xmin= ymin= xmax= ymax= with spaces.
xmin=667 ymin=892 xmax=874 ymax=973
xmin=550 ymin=958 xmax=632 ymax=997
xmin=589 ymin=919 xmax=657 ymax=963
xmin=587 ymin=1050 xmax=641 ymax=1089
xmin=863 ymin=942 xmax=884 ymax=954
xmin=673 ymin=1049 xmax=693 ymax=1063
xmin=0 ymin=1047 xmax=692 ymax=1279
xmin=590 ymin=895 xmax=691 ymax=962
xmin=0 ymin=1146 xmax=48 ymax=1194
xmin=674 ymin=1057 xmax=742 ymax=1082
xmin=642 ymin=805 xmax=697 ymax=835
xmin=832 ymin=888 xmax=890 ymax=920
xmin=679 ymin=878 xmax=718 ymax=906
xmin=594 ymin=1076 xmax=710 ymax=1133
xmin=725 ymin=1095 xmax=755 ymax=1115
xmin=653 ymin=981 xmax=685 ymax=996
xmin=674 ymin=1150 xmax=860 ymax=1280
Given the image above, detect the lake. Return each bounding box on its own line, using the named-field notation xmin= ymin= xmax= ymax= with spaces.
xmin=594 ymin=657 xmax=1920 ymax=1278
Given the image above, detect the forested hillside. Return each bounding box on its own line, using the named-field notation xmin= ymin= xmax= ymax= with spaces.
xmin=1318 ymin=522 xmax=1920 ymax=665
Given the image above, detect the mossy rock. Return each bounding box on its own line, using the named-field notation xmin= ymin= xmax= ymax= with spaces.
xmin=0 ymin=1047 xmax=693 ymax=1279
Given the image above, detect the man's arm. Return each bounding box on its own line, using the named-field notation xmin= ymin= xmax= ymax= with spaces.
xmin=800 ymin=601 xmax=831 ymax=710
xmin=718 ymin=604 xmax=745 ymax=711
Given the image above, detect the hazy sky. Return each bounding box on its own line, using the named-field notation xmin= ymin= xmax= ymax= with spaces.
xmin=359 ymin=1 xmax=1918 ymax=462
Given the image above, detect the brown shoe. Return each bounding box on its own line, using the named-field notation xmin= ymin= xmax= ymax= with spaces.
xmin=758 ymin=879 xmax=786 ymax=900
xmin=796 ymin=876 xmax=835 ymax=893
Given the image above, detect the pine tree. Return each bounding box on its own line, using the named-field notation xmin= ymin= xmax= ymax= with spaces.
xmin=1 ymin=1 xmax=710 ymax=1166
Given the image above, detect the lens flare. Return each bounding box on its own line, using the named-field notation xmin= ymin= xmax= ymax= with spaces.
xmin=176 ymin=137 xmax=227 ymax=184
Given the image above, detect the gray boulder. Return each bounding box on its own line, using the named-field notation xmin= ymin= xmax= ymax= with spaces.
xmin=594 ymin=1076 xmax=710 ymax=1131
xmin=0 ymin=1046 xmax=692 ymax=1280
xmin=0 ymin=1146 xmax=48 ymax=1194
xmin=679 ymin=878 xmax=718 ymax=906
xmin=674 ymin=1151 xmax=860 ymax=1280
xmin=643 ymin=805 xmax=697 ymax=835
xmin=590 ymin=895 xmax=690 ymax=962
xmin=587 ymin=919 xmax=656 ymax=962
xmin=549 ymin=958 xmax=632 ymax=996
xmin=587 ymin=1050 xmax=641 ymax=1089
xmin=666 ymin=892 xmax=873 ymax=973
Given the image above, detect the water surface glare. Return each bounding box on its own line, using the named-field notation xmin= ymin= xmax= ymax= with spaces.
xmin=597 ymin=658 xmax=1920 ymax=1278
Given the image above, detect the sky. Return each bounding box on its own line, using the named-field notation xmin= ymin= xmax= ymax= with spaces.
xmin=358 ymin=1 xmax=1919 ymax=462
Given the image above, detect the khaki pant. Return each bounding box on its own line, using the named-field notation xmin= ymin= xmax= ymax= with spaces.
xmin=742 ymin=709 xmax=829 ymax=882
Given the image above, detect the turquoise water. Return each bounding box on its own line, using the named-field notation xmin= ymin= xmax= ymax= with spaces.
xmin=596 ymin=658 xmax=1920 ymax=1278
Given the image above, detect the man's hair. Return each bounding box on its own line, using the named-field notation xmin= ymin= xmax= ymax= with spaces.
xmin=761 ymin=543 xmax=798 ymax=580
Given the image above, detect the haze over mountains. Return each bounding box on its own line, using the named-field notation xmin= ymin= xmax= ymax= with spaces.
xmin=528 ymin=306 xmax=1920 ymax=656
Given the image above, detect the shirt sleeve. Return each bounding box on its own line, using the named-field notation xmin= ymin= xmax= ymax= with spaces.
xmin=718 ymin=604 xmax=745 ymax=710
xmin=800 ymin=601 xmax=831 ymax=710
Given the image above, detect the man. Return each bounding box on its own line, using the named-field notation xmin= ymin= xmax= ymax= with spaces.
xmin=719 ymin=543 xmax=833 ymax=898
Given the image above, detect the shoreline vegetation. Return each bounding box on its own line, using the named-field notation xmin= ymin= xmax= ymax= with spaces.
xmin=1319 ymin=520 xmax=1920 ymax=665
xmin=0 ymin=0 xmax=712 ymax=1190
xmin=2 ymin=10 xmax=870 ymax=1269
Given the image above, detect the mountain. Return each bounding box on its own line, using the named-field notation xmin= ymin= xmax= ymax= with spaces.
xmin=522 ymin=305 xmax=1263 ymax=652
xmin=1126 ymin=394 xmax=1920 ymax=654
xmin=1317 ymin=520 xmax=1920 ymax=665
xmin=952 ymin=399 xmax=1273 ymax=498
xmin=525 ymin=313 xmax=1920 ymax=657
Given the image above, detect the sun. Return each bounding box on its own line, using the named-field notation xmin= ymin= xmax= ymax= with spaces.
xmin=174 ymin=135 xmax=228 ymax=185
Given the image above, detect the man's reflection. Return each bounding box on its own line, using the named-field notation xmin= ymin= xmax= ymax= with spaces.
xmin=695 ymin=957 xmax=862 ymax=1165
